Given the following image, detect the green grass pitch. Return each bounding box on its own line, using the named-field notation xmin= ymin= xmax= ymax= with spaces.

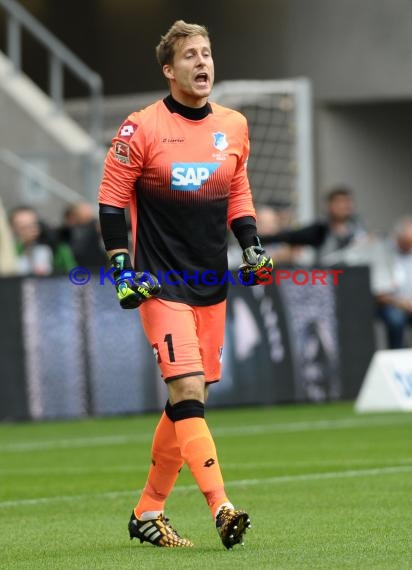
xmin=0 ymin=402 xmax=411 ymax=569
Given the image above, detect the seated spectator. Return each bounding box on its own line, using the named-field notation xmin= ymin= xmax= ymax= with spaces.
xmin=9 ymin=206 xmax=76 ymax=275
xmin=9 ymin=206 xmax=54 ymax=276
xmin=60 ymin=201 xmax=106 ymax=269
xmin=260 ymin=186 xmax=367 ymax=265
xmin=228 ymin=204 xmax=300 ymax=270
xmin=375 ymin=216 xmax=412 ymax=349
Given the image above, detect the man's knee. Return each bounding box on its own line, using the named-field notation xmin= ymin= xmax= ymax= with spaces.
xmin=167 ymin=374 xmax=205 ymax=405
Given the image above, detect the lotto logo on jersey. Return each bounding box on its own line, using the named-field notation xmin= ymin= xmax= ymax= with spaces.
xmin=171 ymin=162 xmax=221 ymax=190
xmin=117 ymin=120 xmax=137 ymax=140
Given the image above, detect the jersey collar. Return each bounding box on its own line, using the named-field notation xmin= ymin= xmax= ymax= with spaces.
xmin=163 ymin=94 xmax=212 ymax=121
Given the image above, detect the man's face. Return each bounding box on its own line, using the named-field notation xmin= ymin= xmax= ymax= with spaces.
xmin=397 ymin=223 xmax=412 ymax=253
xmin=256 ymin=207 xmax=281 ymax=236
xmin=327 ymin=195 xmax=354 ymax=222
xmin=11 ymin=210 xmax=40 ymax=245
xmin=163 ymin=35 xmax=214 ymax=108
xmin=67 ymin=202 xmax=95 ymax=226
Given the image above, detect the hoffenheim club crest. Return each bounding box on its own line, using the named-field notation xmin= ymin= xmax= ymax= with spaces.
xmin=212 ymin=132 xmax=229 ymax=152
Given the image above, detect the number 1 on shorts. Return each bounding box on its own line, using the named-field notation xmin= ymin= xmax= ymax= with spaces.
xmin=164 ymin=333 xmax=176 ymax=362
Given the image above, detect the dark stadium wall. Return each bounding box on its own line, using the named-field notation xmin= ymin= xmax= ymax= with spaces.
xmin=271 ymin=0 xmax=412 ymax=102
xmin=4 ymin=0 xmax=412 ymax=101
xmin=1 ymin=0 xmax=286 ymax=97
xmin=0 ymin=0 xmax=183 ymax=97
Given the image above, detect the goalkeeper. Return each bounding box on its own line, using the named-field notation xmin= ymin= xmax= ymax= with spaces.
xmin=98 ymin=20 xmax=273 ymax=550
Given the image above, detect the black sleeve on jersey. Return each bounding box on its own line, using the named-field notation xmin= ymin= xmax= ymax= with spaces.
xmin=231 ymin=216 xmax=258 ymax=249
xmin=99 ymin=203 xmax=128 ymax=250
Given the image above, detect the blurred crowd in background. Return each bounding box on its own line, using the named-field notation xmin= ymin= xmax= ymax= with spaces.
xmin=1 ymin=189 xmax=411 ymax=350
xmin=0 ymin=198 xmax=106 ymax=277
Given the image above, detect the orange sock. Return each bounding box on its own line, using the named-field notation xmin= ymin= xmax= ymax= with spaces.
xmin=134 ymin=408 xmax=184 ymax=519
xmin=173 ymin=405 xmax=229 ymax=518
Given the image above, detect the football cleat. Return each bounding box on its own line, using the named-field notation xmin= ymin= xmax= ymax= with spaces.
xmin=128 ymin=511 xmax=193 ymax=548
xmin=215 ymin=506 xmax=251 ymax=549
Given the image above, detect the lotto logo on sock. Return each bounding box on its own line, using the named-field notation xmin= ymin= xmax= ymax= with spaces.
xmin=171 ymin=162 xmax=221 ymax=190
xmin=204 ymin=458 xmax=216 ymax=467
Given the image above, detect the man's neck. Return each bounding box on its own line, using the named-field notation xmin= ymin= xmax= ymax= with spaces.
xmin=163 ymin=94 xmax=212 ymax=120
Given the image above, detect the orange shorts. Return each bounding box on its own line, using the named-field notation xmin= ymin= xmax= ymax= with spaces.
xmin=139 ymin=298 xmax=226 ymax=383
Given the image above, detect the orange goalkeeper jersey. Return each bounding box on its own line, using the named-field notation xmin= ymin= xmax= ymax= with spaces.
xmin=99 ymin=96 xmax=256 ymax=305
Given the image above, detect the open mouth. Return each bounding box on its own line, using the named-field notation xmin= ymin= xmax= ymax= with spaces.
xmin=194 ymin=72 xmax=209 ymax=86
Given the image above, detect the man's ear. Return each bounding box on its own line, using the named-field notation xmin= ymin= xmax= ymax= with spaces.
xmin=163 ymin=64 xmax=174 ymax=80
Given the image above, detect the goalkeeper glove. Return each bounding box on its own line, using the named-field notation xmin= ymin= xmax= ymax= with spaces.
xmin=238 ymin=238 xmax=274 ymax=286
xmin=111 ymin=252 xmax=161 ymax=309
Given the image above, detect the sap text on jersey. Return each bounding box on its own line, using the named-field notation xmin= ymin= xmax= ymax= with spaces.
xmin=171 ymin=162 xmax=221 ymax=191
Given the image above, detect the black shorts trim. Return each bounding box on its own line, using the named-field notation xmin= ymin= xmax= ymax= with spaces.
xmin=205 ymin=379 xmax=220 ymax=385
xmin=165 ymin=371 xmax=204 ymax=383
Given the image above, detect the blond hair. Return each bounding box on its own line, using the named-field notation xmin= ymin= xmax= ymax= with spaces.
xmin=156 ymin=20 xmax=209 ymax=66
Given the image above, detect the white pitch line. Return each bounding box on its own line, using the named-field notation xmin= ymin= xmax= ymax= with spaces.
xmin=1 ymin=457 xmax=412 ymax=477
xmin=0 ymin=465 xmax=411 ymax=509
xmin=212 ymin=415 xmax=412 ymax=437
xmin=1 ymin=415 xmax=411 ymax=453
xmin=0 ymin=433 xmax=152 ymax=453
